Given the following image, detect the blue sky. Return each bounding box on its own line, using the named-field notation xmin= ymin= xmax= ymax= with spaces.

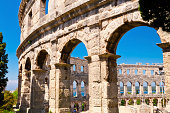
xmin=0 ymin=1 xmax=163 ymax=91
xmin=0 ymin=0 xmax=21 ymax=90
xmin=71 ymin=26 xmax=163 ymax=65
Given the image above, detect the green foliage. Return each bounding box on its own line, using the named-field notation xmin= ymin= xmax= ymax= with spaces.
xmin=49 ymin=111 xmax=52 ymax=113
xmin=121 ymin=100 xmax=126 ymax=106
xmin=0 ymin=32 xmax=8 ymax=107
xmin=127 ymin=92 xmax=131 ymax=94
xmin=128 ymin=99 xmax=134 ymax=105
xmin=145 ymin=99 xmax=149 ymax=105
xmin=0 ymin=91 xmax=15 ymax=112
xmin=136 ymin=90 xmax=139 ymax=94
xmin=139 ymin=0 xmax=170 ymax=32
xmin=153 ymin=99 xmax=158 ymax=106
xmin=12 ymin=89 xmax=18 ymax=105
xmin=2 ymin=110 xmax=14 ymax=113
xmin=136 ymin=99 xmax=141 ymax=105
xmin=82 ymin=103 xmax=85 ymax=111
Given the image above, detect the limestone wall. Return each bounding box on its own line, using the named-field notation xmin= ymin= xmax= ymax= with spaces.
xmin=17 ymin=0 xmax=170 ymax=112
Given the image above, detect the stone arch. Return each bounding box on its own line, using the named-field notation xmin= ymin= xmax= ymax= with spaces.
xmin=135 ymin=81 xmax=140 ymax=94
xmin=36 ymin=50 xmax=50 ymax=69
xmin=160 ymin=81 xmax=165 ymax=94
xmin=102 ymin=11 xmax=163 ymax=54
xmin=60 ymin=38 xmax=88 ymax=63
xmin=106 ymin=21 xmax=149 ymax=54
xmin=81 ymin=81 xmax=86 ymax=97
xmin=120 ymin=81 xmax=124 ymax=94
xmin=151 ymin=82 xmax=156 ymax=94
xmin=25 ymin=57 xmax=31 ymax=71
xmin=143 ymin=81 xmax=148 ymax=94
xmin=20 ymin=57 xmax=32 ymax=112
xmin=73 ymin=80 xmax=78 ymax=97
xmin=127 ymin=81 xmax=132 ymax=94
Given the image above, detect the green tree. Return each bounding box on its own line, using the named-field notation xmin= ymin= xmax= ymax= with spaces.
xmin=128 ymin=99 xmax=134 ymax=105
xmin=0 ymin=91 xmax=15 ymax=112
xmin=0 ymin=32 xmax=8 ymax=107
xmin=121 ymin=100 xmax=126 ymax=106
xmin=153 ymin=99 xmax=158 ymax=106
xmin=12 ymin=89 xmax=18 ymax=105
xmin=136 ymin=99 xmax=141 ymax=105
xmin=136 ymin=90 xmax=139 ymax=94
xmin=145 ymin=99 xmax=149 ymax=105
xmin=139 ymin=0 xmax=170 ymax=32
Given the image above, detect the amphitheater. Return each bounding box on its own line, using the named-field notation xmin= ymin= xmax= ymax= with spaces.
xmin=16 ymin=0 xmax=170 ymax=113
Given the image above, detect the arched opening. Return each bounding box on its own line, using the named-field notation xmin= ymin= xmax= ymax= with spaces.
xmin=160 ymin=82 xmax=165 ymax=94
xmin=153 ymin=98 xmax=158 ymax=106
xmin=61 ymin=39 xmax=89 ymax=112
xmin=20 ymin=58 xmax=31 ymax=112
xmin=81 ymin=81 xmax=86 ymax=97
xmin=127 ymin=81 xmax=132 ymax=94
xmin=82 ymin=103 xmax=86 ymax=111
xmin=136 ymin=99 xmax=141 ymax=105
xmin=120 ymin=99 xmax=126 ymax=106
xmin=73 ymin=103 xmax=79 ymax=112
xmin=120 ymin=82 xmax=124 ymax=95
xmin=128 ymin=99 xmax=134 ymax=105
xmin=73 ymin=81 xmax=78 ymax=97
xmin=30 ymin=50 xmax=50 ymax=112
xmin=106 ymin=22 xmax=163 ymax=111
xmin=135 ymin=82 xmax=140 ymax=94
xmin=37 ymin=50 xmax=49 ymax=69
xmin=143 ymin=82 xmax=148 ymax=94
xmin=25 ymin=58 xmax=31 ymax=71
xmin=145 ymin=99 xmax=149 ymax=105
xmin=151 ymin=82 xmax=156 ymax=94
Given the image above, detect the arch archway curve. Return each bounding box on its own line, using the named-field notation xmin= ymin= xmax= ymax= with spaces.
xmin=35 ymin=49 xmax=51 ymax=69
xmin=58 ymin=36 xmax=89 ymax=63
xmin=101 ymin=12 xmax=163 ymax=54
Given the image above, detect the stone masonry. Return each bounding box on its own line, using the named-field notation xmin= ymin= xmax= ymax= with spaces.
xmin=17 ymin=0 xmax=170 ymax=113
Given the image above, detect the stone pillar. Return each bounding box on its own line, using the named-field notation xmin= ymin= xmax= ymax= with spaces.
xmin=132 ymin=83 xmax=136 ymax=95
xmin=55 ymin=63 xmax=71 ymax=113
xmin=158 ymin=98 xmax=162 ymax=109
xmin=85 ymin=53 xmax=120 ymax=113
xmin=29 ymin=69 xmax=47 ymax=113
xmin=156 ymin=84 xmax=160 ymax=94
xmin=19 ymin=70 xmax=31 ymax=113
xmin=126 ymin=99 xmax=129 ymax=106
xmin=16 ymin=73 xmax=22 ymax=108
xmin=85 ymin=55 xmax=102 ymax=113
xmin=134 ymin=99 xmax=137 ymax=106
xmin=157 ymin=31 xmax=170 ymax=111
xmin=124 ymin=84 xmax=127 ymax=96
xmin=77 ymin=82 xmax=81 ymax=97
xmin=148 ymin=85 xmax=152 ymax=94
xmin=70 ymin=84 xmax=73 ymax=97
xmin=48 ymin=65 xmax=56 ymax=113
xmin=140 ymin=84 xmax=143 ymax=95
xmin=100 ymin=53 xmax=120 ymax=113
xmin=149 ymin=98 xmax=154 ymax=113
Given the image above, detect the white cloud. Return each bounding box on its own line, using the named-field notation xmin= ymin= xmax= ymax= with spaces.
xmin=6 ymin=80 xmax=18 ymax=91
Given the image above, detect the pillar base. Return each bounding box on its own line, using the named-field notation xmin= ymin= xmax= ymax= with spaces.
xmin=165 ymin=101 xmax=170 ymax=112
xmin=28 ymin=108 xmax=45 ymax=113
